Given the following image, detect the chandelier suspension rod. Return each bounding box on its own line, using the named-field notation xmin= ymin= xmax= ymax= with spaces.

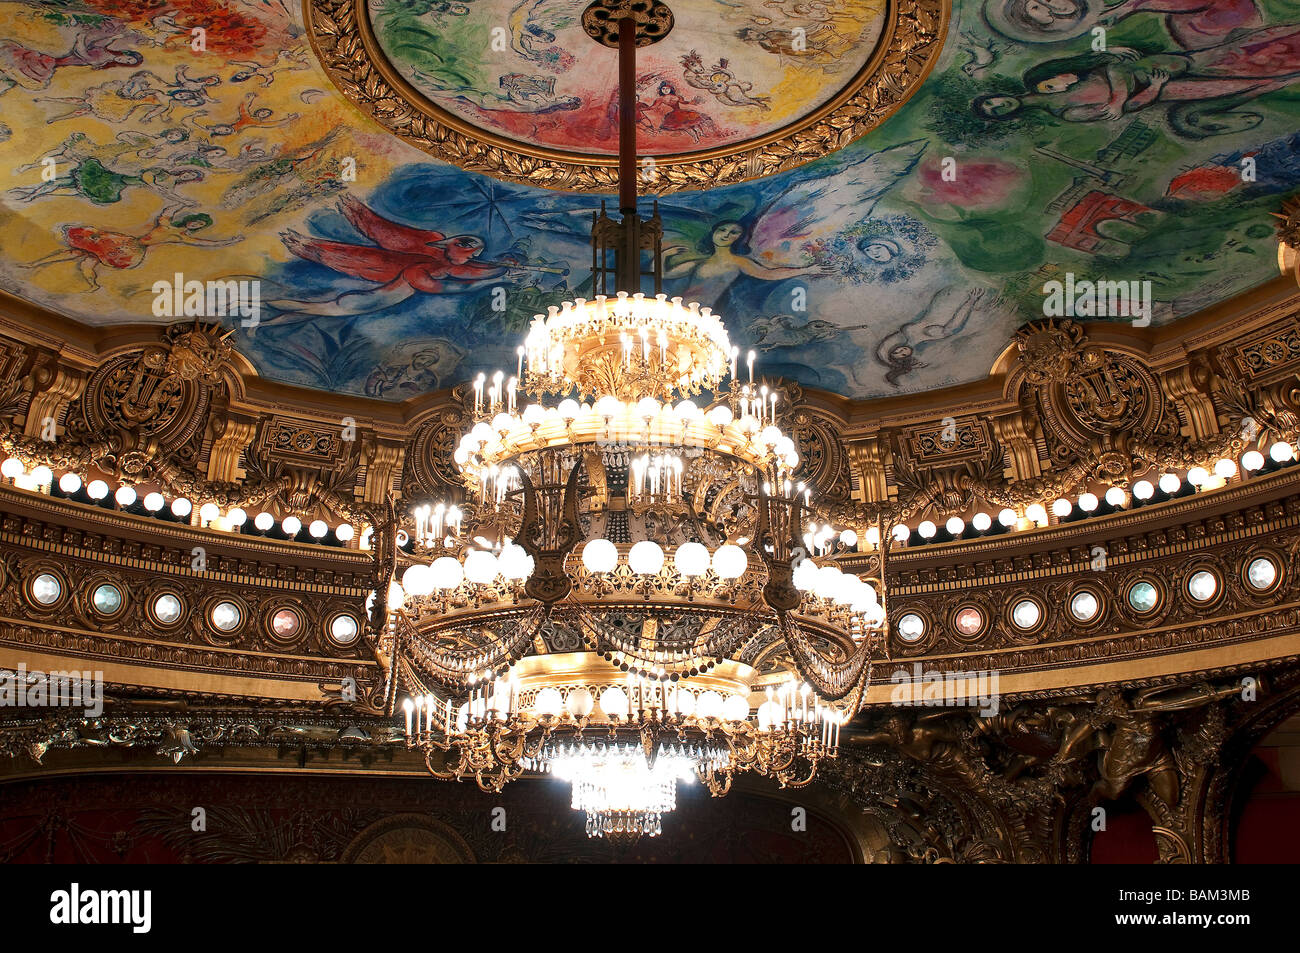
xmin=618 ymin=16 xmax=637 ymax=216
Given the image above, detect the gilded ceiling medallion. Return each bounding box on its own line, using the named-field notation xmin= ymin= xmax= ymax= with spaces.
xmin=303 ymin=0 xmax=949 ymax=192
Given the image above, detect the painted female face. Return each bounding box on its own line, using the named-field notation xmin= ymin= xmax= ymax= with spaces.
xmin=659 ymin=83 xmax=674 ymax=97
xmin=864 ymin=242 xmax=896 ymax=262
xmin=712 ymin=223 xmax=744 ymax=247
xmin=1035 ymin=74 xmax=1079 ymax=93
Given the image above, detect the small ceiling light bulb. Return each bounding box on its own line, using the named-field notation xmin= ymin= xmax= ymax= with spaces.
xmin=171 ymin=497 xmax=193 ymax=517
xmin=944 ymin=516 xmax=965 ymax=536
xmin=143 ymin=492 xmax=165 ymax=512
xmin=30 ymin=465 xmax=53 ymax=487
xmin=86 ymin=480 xmax=109 ymax=500
xmin=972 ymin=512 xmax=992 ymax=531
xmin=892 ymin=523 xmax=911 ymax=542
xmin=309 ymin=519 xmax=329 ymax=539
xmin=1241 ymin=450 xmax=1265 ymax=472
xmin=1077 ymin=493 xmax=1098 ymax=512
xmin=1132 ymin=480 xmax=1154 ymax=500
xmin=1271 ymin=441 xmax=1295 ymax=463
xmin=0 ymin=458 xmax=24 ymax=479
xmin=1051 ymin=498 xmax=1072 ymax=518
xmin=226 ymin=507 xmax=248 ymax=526
xmin=1158 ymin=472 xmax=1181 ymax=494
xmin=58 ymin=472 xmax=82 ymax=494
xmin=1104 ymin=486 xmax=1126 ymax=507
xmin=997 ymin=508 xmax=1017 ymax=527
xmin=1025 ymin=503 xmax=1048 ymax=525
xmin=917 ymin=520 xmax=936 ymax=539
xmin=335 ymin=522 xmax=354 ymax=542
xmin=1186 ymin=466 xmax=1209 ymax=487
xmin=282 ymin=516 xmax=303 ymax=536
xmin=254 ymin=512 xmax=275 ymax=531
xmin=199 ymin=502 xmax=220 ymax=523
xmin=114 ymin=485 xmax=137 ymax=507
xmin=1213 ymin=458 xmax=1237 ymax=479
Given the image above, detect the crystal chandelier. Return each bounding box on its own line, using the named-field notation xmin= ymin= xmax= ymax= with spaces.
xmin=379 ymin=0 xmax=880 ymax=838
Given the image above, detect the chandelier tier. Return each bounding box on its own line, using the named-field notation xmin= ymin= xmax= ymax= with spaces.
xmin=380 ymin=1 xmax=883 ymax=837
xmin=401 ymin=653 xmax=843 ymax=836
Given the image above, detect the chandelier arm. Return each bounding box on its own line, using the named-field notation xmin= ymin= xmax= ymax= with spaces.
xmin=422 ymin=745 xmax=459 ymax=781
xmin=775 ymin=756 xmax=819 ymax=789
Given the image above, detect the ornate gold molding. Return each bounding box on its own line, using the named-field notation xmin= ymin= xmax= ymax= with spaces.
xmin=301 ymin=0 xmax=949 ymax=192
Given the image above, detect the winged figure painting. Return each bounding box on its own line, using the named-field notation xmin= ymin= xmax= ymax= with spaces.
xmin=521 ymin=139 xmax=928 ymax=306
xmin=266 ymin=195 xmax=559 ymax=320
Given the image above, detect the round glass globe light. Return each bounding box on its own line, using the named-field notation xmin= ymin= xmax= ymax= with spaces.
xmin=712 ymin=543 xmax=747 ymax=579
xmin=499 ymin=543 xmax=533 ymax=580
xmin=599 ymin=685 xmax=628 ymax=717
xmin=673 ymin=542 xmax=709 ymax=577
xmin=628 ymin=540 xmax=664 ymax=575
xmin=581 ymin=538 xmax=618 ymax=574
xmin=723 ymin=694 xmax=749 ymax=722
xmin=697 ymin=690 xmax=724 ymax=719
xmin=533 ymin=687 xmax=564 ymax=716
xmin=565 ymin=688 xmax=594 ymax=718
xmin=402 ymin=563 xmax=434 ymax=596
xmin=463 ymin=550 xmax=499 ymax=584
xmin=430 ymin=556 xmax=465 ymax=590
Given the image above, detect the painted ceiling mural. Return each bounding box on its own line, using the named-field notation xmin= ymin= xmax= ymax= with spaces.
xmin=0 ymin=0 xmax=1298 ymax=402
xmin=368 ymin=0 xmax=888 ymax=155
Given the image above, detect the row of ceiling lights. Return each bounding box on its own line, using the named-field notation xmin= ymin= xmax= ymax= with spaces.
xmin=893 ymin=442 xmax=1296 ymax=547
xmin=0 ymin=459 xmax=363 ymax=548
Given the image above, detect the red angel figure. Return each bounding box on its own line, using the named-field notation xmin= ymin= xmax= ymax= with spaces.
xmin=268 ymin=195 xmax=544 ymax=319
